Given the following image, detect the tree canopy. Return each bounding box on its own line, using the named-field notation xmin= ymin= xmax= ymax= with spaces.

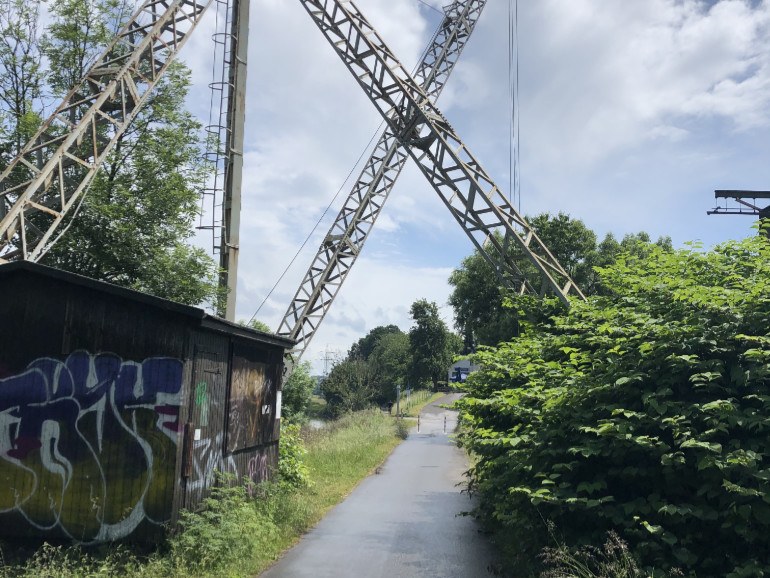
xmin=0 ymin=0 xmax=223 ymax=308
xmin=408 ymin=299 xmax=461 ymax=388
xmin=449 ymin=212 xmax=672 ymax=349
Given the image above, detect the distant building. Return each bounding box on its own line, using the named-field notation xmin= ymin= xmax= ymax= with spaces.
xmin=448 ymin=358 xmax=480 ymax=383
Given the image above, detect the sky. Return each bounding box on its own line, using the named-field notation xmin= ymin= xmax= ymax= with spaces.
xmin=178 ymin=0 xmax=770 ymax=374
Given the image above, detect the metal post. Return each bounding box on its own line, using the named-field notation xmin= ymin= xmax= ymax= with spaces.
xmin=418 ymin=413 xmax=420 ymax=433
xmin=396 ymin=385 xmax=400 ymax=419
xmin=218 ymin=0 xmax=250 ymax=320
xmin=443 ymin=415 xmax=446 ymax=433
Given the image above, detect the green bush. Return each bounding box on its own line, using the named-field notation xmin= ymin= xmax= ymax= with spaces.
xmin=169 ymin=475 xmax=276 ymax=574
xmin=278 ymin=422 xmax=313 ymax=488
xmin=457 ymin=237 xmax=770 ymax=576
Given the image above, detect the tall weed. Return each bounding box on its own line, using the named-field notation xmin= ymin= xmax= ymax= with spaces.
xmin=169 ymin=476 xmax=277 ymax=575
xmin=540 ymin=531 xmax=649 ymax=578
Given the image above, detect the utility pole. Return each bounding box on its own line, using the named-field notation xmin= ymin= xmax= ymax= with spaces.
xmin=218 ymin=0 xmax=250 ymax=320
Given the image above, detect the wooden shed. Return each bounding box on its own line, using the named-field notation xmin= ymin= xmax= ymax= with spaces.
xmin=0 ymin=261 xmax=294 ymax=544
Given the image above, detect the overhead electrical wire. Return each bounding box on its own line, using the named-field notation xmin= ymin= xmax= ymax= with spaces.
xmin=508 ymin=0 xmax=521 ymax=212
xmin=415 ymin=0 xmax=442 ymax=16
xmin=247 ymin=15 xmax=446 ymax=326
xmin=246 ymin=120 xmax=386 ymax=325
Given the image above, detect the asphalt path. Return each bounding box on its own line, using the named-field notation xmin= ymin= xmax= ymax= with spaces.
xmin=259 ymin=394 xmax=500 ymax=578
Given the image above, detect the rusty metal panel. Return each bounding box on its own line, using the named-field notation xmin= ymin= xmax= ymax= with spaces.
xmin=0 ymin=274 xmax=68 ymax=374
xmin=230 ymin=441 xmax=278 ymax=491
xmin=169 ymin=330 xmax=195 ymax=529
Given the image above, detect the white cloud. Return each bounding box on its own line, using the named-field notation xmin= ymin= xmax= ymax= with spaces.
xmin=176 ymin=0 xmax=770 ymax=374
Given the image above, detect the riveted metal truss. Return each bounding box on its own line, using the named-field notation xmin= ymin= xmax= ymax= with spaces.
xmin=0 ymin=0 xmax=213 ymax=263
xmin=277 ymin=0 xmax=488 ymax=361
xmin=298 ymin=0 xmax=586 ymax=312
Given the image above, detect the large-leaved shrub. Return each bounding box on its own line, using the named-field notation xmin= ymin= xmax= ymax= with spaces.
xmin=457 ymin=236 xmax=770 ymax=577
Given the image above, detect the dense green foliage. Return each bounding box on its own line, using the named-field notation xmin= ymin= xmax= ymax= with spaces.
xmin=339 ymin=324 xmax=411 ymax=406
xmin=368 ymin=331 xmax=411 ymax=402
xmin=321 ymin=358 xmax=376 ymax=417
xmin=449 ymin=213 xmax=672 ymax=349
xmin=457 ymin=236 xmax=770 ymax=576
xmin=277 ymin=423 xmax=312 ymax=488
xmin=408 ymin=298 xmax=462 ymax=388
xmin=348 ymin=324 xmax=402 ymax=360
xmin=282 ymin=361 xmax=315 ymax=424
xmin=170 ymin=476 xmax=276 ymax=574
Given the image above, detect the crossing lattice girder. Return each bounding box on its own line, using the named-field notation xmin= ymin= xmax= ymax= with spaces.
xmin=297 ymin=0 xmax=585 ymax=316
xmin=0 ymin=0 xmax=213 ymax=263
xmin=277 ymin=0 xmax=488 ymax=361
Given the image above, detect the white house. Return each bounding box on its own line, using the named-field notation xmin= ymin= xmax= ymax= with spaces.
xmin=448 ymin=358 xmax=480 ymax=383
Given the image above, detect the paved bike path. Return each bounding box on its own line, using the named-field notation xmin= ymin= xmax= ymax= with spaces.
xmin=259 ymin=394 xmax=500 ymax=577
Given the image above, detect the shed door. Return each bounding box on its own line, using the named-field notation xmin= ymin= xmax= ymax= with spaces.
xmin=183 ymin=338 xmax=228 ymax=509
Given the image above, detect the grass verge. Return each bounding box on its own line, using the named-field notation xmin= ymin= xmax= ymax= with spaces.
xmin=2 ymin=409 xmax=402 ymax=578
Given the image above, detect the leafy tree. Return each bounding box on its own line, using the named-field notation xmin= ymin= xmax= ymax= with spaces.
xmin=43 ymin=0 xmax=116 ymax=96
xmin=0 ymin=0 xmax=224 ymax=309
xmin=456 ymin=236 xmax=770 ymax=576
xmin=0 ymin=0 xmax=44 ymax=170
xmin=528 ymin=212 xmax=597 ymax=283
xmin=448 ymin=244 xmax=519 ymax=350
xmin=580 ymin=231 xmax=673 ymax=296
xmin=449 ymin=214 xmax=672 ymax=349
xmin=321 ymin=324 xmax=414 ymax=412
xmin=321 ymin=359 xmax=376 ymax=418
xmin=369 ymin=331 xmax=410 ymax=403
xmin=241 ymin=319 xmax=272 ymax=333
xmin=347 ymin=324 xmax=402 ymax=361
xmin=281 ymin=361 xmax=314 ymax=424
xmin=407 ymin=299 xmax=460 ymax=389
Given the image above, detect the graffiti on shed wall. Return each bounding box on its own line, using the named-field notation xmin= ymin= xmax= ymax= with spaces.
xmin=0 ymin=351 xmax=183 ymax=543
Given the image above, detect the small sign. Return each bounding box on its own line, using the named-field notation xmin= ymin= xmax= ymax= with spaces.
xmin=194 ymin=428 xmax=201 ymax=441
xmin=262 ymin=405 xmax=271 ymax=415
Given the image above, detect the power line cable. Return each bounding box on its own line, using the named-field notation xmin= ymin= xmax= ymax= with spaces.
xmin=248 ymin=16 xmax=445 ymax=325
xmin=415 ymin=0 xmax=442 ymax=15
xmin=247 ymin=119 xmax=385 ymax=324
xmin=515 ymin=0 xmax=521 ymax=212
xmin=508 ymin=0 xmax=521 ymax=212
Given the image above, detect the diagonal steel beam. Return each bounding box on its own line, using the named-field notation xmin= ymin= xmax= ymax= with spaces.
xmin=298 ymin=0 xmax=585 ymax=311
xmin=276 ymin=0 xmax=487 ymax=362
xmin=0 ymin=0 xmax=213 ymax=263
